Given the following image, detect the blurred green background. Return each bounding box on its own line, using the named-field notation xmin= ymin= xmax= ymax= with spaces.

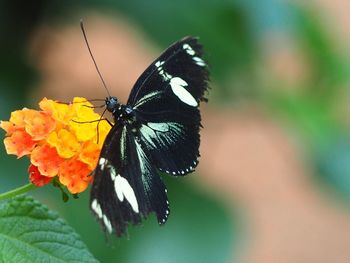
xmin=2 ymin=0 xmax=350 ymax=262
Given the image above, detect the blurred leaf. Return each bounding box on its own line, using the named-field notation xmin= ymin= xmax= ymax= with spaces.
xmin=0 ymin=1 xmax=42 ymax=96
xmin=266 ymin=92 xmax=341 ymax=147
xmin=293 ymin=5 xmax=350 ymax=102
xmin=316 ymin=137 xmax=350 ymax=201
xmin=0 ymin=195 xmax=97 ymax=263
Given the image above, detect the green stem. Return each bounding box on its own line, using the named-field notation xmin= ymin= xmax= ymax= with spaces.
xmin=0 ymin=183 xmax=37 ymax=201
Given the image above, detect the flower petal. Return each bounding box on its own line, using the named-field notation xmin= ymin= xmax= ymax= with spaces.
xmin=58 ymin=158 xmax=92 ymax=194
xmin=29 ymin=164 xmax=53 ymax=187
xmin=3 ymin=129 xmax=37 ymax=158
xmin=31 ymin=144 xmax=64 ymax=177
xmin=47 ymin=129 xmax=81 ymax=158
xmin=39 ymin=98 xmax=74 ymax=125
xmin=24 ymin=111 xmax=56 ymax=140
xmin=96 ymin=120 xmax=112 ymax=147
xmin=79 ymin=141 xmax=100 ymax=170
xmin=9 ymin=110 xmax=27 ymax=127
xmin=70 ymin=108 xmax=102 ymax=142
xmin=0 ymin=121 xmax=17 ymax=135
xmin=70 ymin=120 xmax=98 ymax=142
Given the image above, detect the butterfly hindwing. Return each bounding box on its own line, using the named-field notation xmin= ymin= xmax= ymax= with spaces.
xmin=137 ymin=120 xmax=200 ymax=175
xmin=90 ymin=124 xmax=169 ymax=236
xmin=128 ymin=37 xmax=208 ymax=175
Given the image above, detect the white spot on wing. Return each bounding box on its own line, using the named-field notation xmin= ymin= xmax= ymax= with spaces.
xmin=113 ymin=174 xmax=139 ymax=213
xmin=110 ymin=172 xmax=116 ymax=181
xmin=147 ymin=122 xmax=169 ymax=132
xmin=193 ymin=56 xmax=206 ymax=66
xmin=120 ymin=126 xmax=127 ymax=160
xmin=135 ymin=140 xmax=149 ymax=176
xmin=103 ymin=215 xmax=113 ymax=234
xmin=99 ymin=158 xmax=107 ymax=170
xmin=170 ymin=77 xmax=198 ymax=107
xmin=140 ymin=122 xmax=184 ymax=149
xmin=134 ymin=91 xmax=162 ymax=109
xmin=92 ymin=197 xmax=113 ymax=233
xmin=109 ymin=165 xmax=116 ymax=180
xmin=91 ymin=199 xmax=103 ymax=219
xmin=155 ymin=60 xmax=164 ymax=68
xmin=140 ymin=125 xmax=157 ymax=147
xmin=155 ymin=60 xmax=172 ymax=81
xmin=183 ymin=43 xmax=195 ymax=56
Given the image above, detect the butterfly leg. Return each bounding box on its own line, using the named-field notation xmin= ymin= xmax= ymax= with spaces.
xmin=71 ymin=118 xmax=113 ymax=126
xmin=82 ymin=104 xmax=105 ymax=109
xmin=95 ymin=118 xmax=114 ymax=144
xmin=71 ymin=118 xmax=114 ymax=144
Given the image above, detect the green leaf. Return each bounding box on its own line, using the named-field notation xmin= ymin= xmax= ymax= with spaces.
xmin=0 ymin=195 xmax=98 ymax=263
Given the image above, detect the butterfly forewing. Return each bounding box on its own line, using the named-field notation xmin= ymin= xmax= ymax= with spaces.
xmin=129 ymin=37 xmax=208 ymax=175
xmin=127 ymin=37 xmax=208 ymax=106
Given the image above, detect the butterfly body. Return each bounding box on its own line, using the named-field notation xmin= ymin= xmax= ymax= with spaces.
xmin=105 ymin=97 xmax=139 ymax=131
xmin=90 ymin=37 xmax=209 ymax=236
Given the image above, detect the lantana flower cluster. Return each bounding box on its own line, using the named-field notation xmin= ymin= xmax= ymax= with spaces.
xmin=0 ymin=97 xmax=111 ymax=194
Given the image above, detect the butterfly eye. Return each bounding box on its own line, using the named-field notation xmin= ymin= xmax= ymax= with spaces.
xmin=105 ymin=97 xmax=119 ymax=113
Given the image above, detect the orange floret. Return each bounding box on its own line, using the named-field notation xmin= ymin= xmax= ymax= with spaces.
xmin=70 ymin=98 xmax=102 ymax=142
xmin=9 ymin=109 xmax=27 ymax=127
xmin=58 ymin=158 xmax=92 ymax=194
xmin=96 ymin=120 xmax=112 ymax=147
xmin=79 ymin=141 xmax=101 ymax=170
xmin=29 ymin=164 xmax=53 ymax=187
xmin=0 ymin=121 xmax=18 ymax=135
xmin=31 ymin=144 xmax=64 ymax=177
xmin=47 ymin=129 xmax=81 ymax=158
xmin=24 ymin=111 xmax=56 ymax=140
xmin=3 ymin=130 xmax=37 ymax=158
xmin=39 ymin=97 xmax=74 ymax=125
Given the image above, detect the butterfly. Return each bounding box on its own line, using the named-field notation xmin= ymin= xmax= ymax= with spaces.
xmin=90 ymin=36 xmax=209 ymax=236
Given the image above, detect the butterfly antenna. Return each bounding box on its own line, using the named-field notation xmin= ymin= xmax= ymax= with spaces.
xmin=80 ymin=19 xmax=111 ymax=97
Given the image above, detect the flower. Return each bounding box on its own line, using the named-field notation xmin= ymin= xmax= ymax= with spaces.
xmin=29 ymin=164 xmax=53 ymax=187
xmin=0 ymin=97 xmax=111 ymax=194
xmin=58 ymin=158 xmax=92 ymax=194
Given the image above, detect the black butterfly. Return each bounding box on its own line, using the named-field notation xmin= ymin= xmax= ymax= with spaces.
xmin=90 ymin=36 xmax=209 ymax=236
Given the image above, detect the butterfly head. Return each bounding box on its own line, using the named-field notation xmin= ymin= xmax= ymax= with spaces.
xmin=105 ymin=96 xmax=120 ymax=114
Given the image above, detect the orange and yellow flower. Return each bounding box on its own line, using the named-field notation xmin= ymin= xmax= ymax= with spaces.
xmin=0 ymin=97 xmax=111 ymax=194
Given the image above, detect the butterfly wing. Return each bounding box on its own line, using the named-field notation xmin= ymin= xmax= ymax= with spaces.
xmin=128 ymin=37 xmax=209 ymax=175
xmin=90 ymin=123 xmax=169 ymax=236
